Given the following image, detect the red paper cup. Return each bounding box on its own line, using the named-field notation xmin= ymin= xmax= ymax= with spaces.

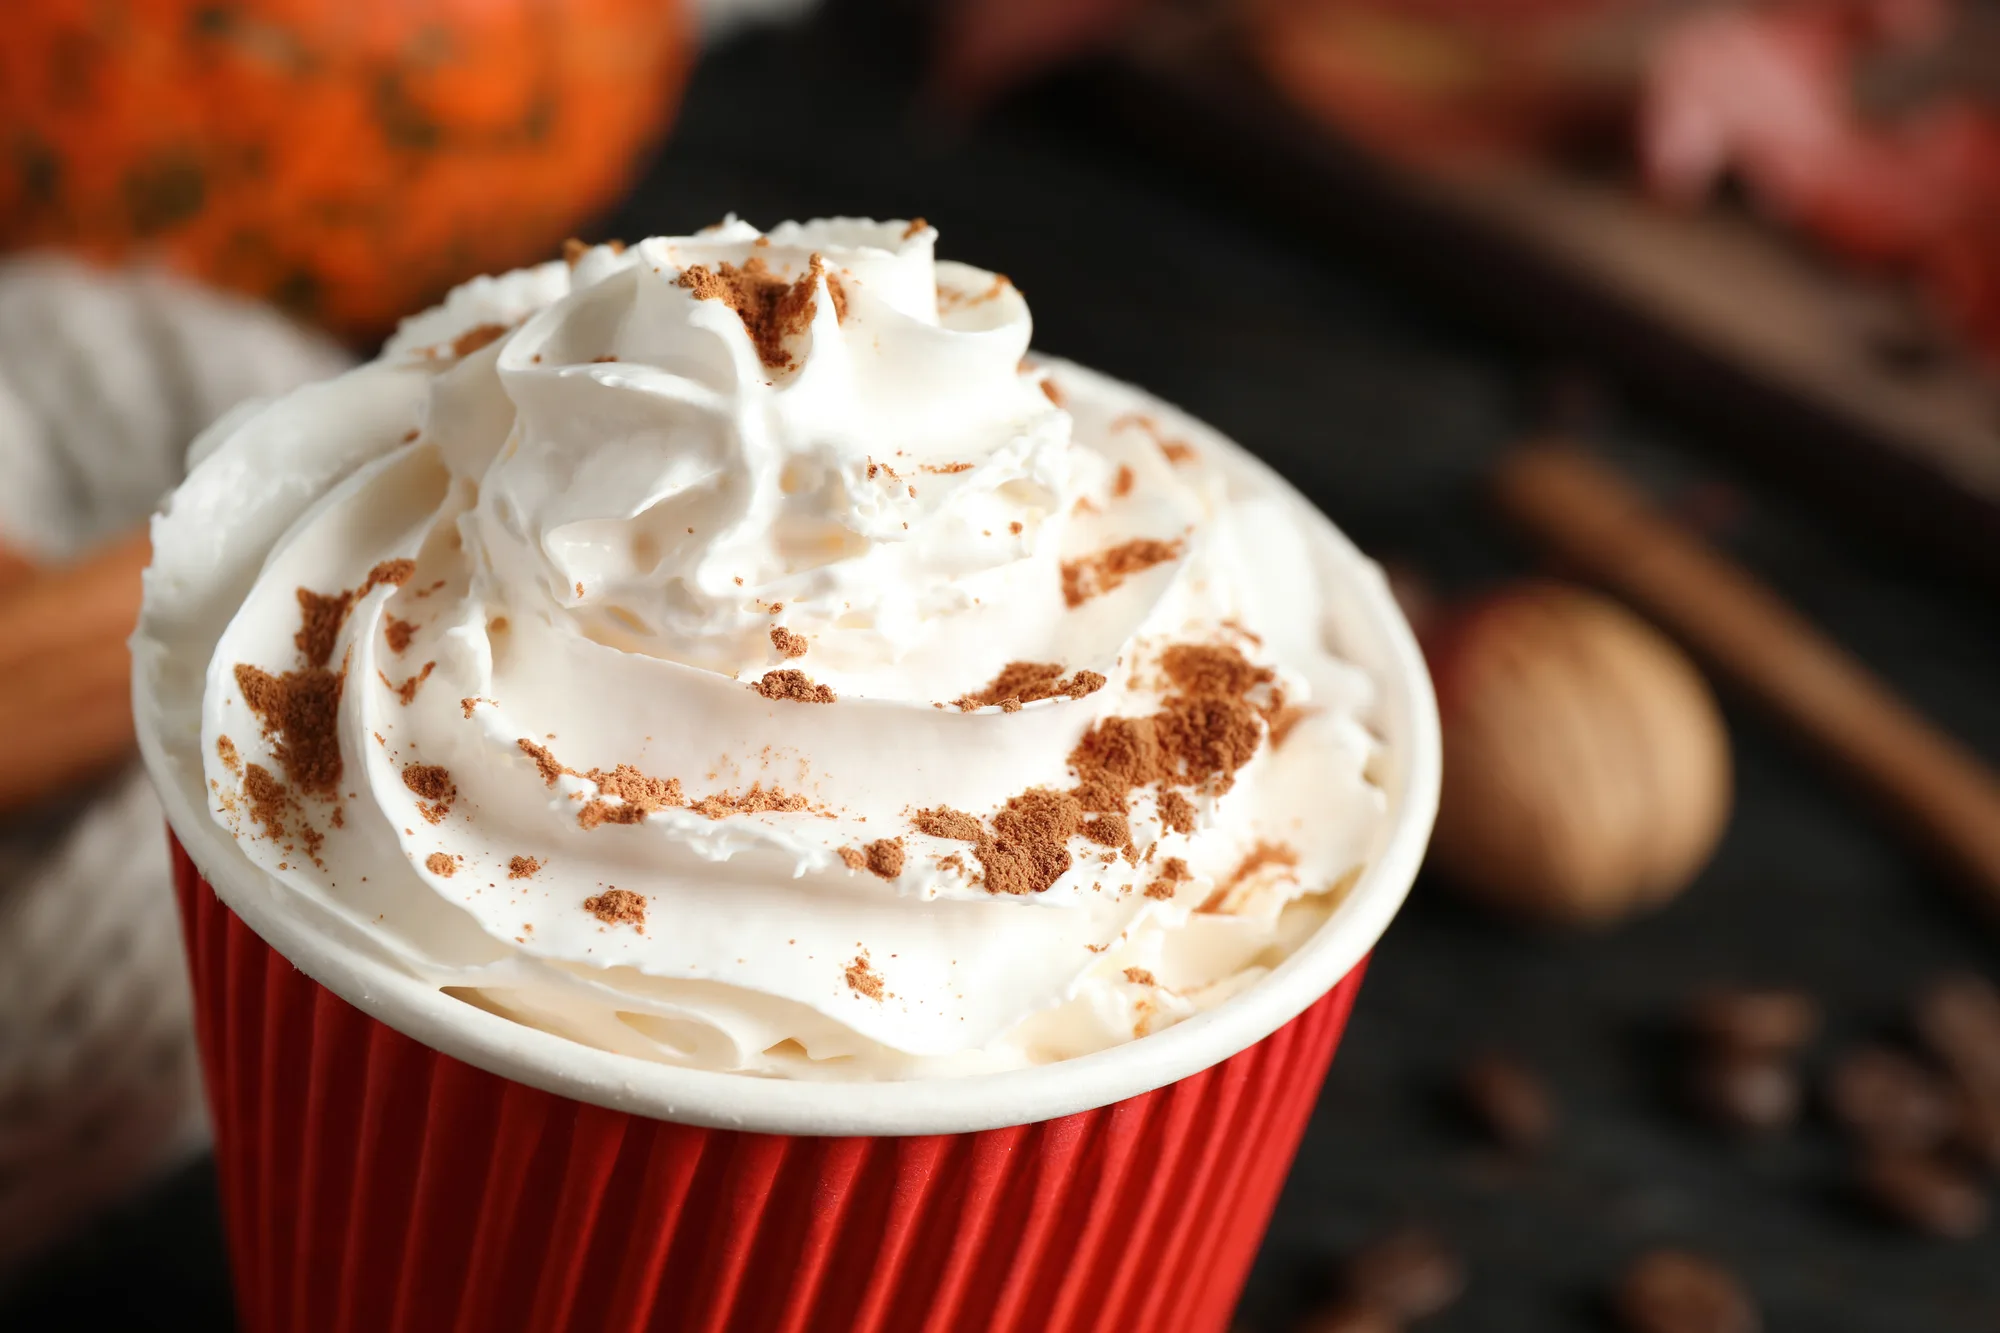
xmin=173 ymin=837 xmax=1378 ymax=1333
xmin=141 ymin=466 xmax=1437 ymax=1331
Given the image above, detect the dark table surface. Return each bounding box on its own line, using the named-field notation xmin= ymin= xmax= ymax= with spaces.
xmin=7 ymin=4 xmax=2000 ymax=1329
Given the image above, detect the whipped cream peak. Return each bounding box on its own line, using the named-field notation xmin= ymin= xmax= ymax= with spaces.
xmin=149 ymin=218 xmax=1391 ymax=1079
xmin=445 ymin=218 xmax=1080 ymax=693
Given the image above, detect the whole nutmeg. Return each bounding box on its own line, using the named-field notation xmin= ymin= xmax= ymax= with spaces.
xmin=1425 ymin=582 xmax=1732 ymax=926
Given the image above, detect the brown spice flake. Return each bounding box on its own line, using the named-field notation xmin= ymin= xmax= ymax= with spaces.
xmin=1268 ymin=704 xmax=1316 ymax=749
xmin=1060 ymin=538 xmax=1185 ymax=608
xmin=863 ymin=838 xmax=905 ymax=880
xmin=385 ymin=617 xmax=419 ymax=654
xmin=425 ymin=852 xmax=457 ymax=877
xmin=295 ymin=588 xmax=354 ymax=668
xmin=402 ymin=763 xmax=457 ymax=824
xmin=1157 ymin=790 xmax=1196 ymax=835
xmin=451 ymin=323 xmax=510 ymax=357
xmin=913 ymin=806 xmax=983 ymax=843
xmin=677 ymin=254 xmax=830 ymax=370
xmin=235 ymin=662 xmax=344 ymax=796
xmin=1041 ymin=378 xmax=1066 ymax=407
xmin=902 ymin=217 xmax=928 ymax=239
xmin=1143 ymin=856 xmax=1191 ymax=900
xmin=518 ymin=739 xmax=569 ymax=786
xmin=1124 ymin=967 xmax=1158 ymax=986
xmin=381 ymin=661 xmax=436 ymax=706
xmin=953 ymin=662 xmax=1108 ymax=712
xmin=584 ymin=888 xmax=647 ymax=928
xmin=1112 ymin=464 xmax=1135 ymax=498
xmin=770 ymin=626 xmax=809 ymax=659
xmin=838 ymin=846 xmax=868 ymax=871
xmin=1113 ymin=412 xmax=1197 ymax=464
xmin=845 ymin=952 xmax=884 ymax=1001
xmin=1201 ymin=842 xmax=1300 ymax=912
xmin=589 ymin=764 xmax=683 ymax=811
xmin=364 ymin=560 xmax=416 ymax=595
xmin=754 ymin=669 xmax=835 ymax=704
xmin=509 ymin=856 xmax=540 ymax=879
xmin=216 ymin=735 xmax=240 ymax=776
xmin=242 ymin=763 xmax=294 ymax=842
xmin=921 ymin=462 xmax=974 ymax=474
xmin=689 ymin=784 xmax=810 ymax=819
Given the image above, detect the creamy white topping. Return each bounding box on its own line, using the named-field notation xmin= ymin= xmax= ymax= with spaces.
xmin=148 ymin=219 xmax=1388 ymax=1079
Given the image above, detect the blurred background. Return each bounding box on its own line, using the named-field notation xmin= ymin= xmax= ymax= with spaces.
xmin=1 ymin=0 xmax=1997 ymax=1328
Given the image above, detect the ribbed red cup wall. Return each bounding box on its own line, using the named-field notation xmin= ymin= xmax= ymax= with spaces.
xmin=172 ymin=838 xmax=1366 ymax=1333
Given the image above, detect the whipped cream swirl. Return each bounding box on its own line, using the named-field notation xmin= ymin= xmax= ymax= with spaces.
xmin=149 ymin=219 xmax=1389 ymax=1079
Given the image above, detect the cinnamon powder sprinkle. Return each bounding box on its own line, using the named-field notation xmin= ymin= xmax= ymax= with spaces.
xmin=216 ymin=736 xmax=240 ymax=776
xmin=689 ymin=784 xmax=809 ymax=819
xmin=364 ymin=560 xmax=416 ymax=595
xmin=913 ymin=641 xmax=1277 ymax=895
xmin=402 ymin=763 xmax=456 ymax=824
xmin=863 ymin=838 xmax=905 ymax=880
xmin=1144 ymin=857 xmax=1190 ymax=900
xmin=1040 ymin=378 xmax=1065 ymax=407
xmin=235 ymin=663 xmax=344 ymax=796
xmin=769 ymin=626 xmax=809 ymax=659
xmin=508 ymin=856 xmax=540 ymax=879
xmin=902 ymin=217 xmax=928 ymax=239
xmin=518 ymin=739 xmax=568 ymax=786
xmin=912 ymin=806 xmax=983 ymax=843
xmin=242 ymin=763 xmax=293 ymax=842
xmin=295 ymin=588 xmax=353 ymax=667
xmin=1201 ymin=842 xmax=1299 ymax=913
xmin=845 ymin=953 xmax=885 ymax=1001
xmin=381 ymin=661 xmax=436 ymax=706
xmin=953 ymin=662 xmax=1107 ymax=712
xmin=385 ymin=617 xmax=419 ymax=654
xmin=754 ymin=669 xmax=835 ymax=704
xmin=425 ymin=852 xmax=457 ymax=877
xmin=1112 ymin=465 xmax=1135 ymax=498
xmin=914 ymin=789 xmax=1086 ymax=897
xmin=584 ymin=888 xmax=647 ymax=928
xmin=451 ymin=323 xmax=509 ymax=357
xmin=1268 ymin=704 xmax=1316 ymax=749
xmin=1124 ymin=967 xmax=1158 ymax=986
xmin=677 ymin=254 xmax=830 ymax=370
xmin=1060 ymin=538 xmax=1184 ymax=608
xmin=838 ymin=846 xmax=868 ymax=871
xmin=921 ymin=462 xmax=974 ymax=474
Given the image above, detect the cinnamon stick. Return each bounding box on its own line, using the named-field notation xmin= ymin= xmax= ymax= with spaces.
xmin=0 ymin=528 xmax=149 ymax=812
xmin=1495 ymin=444 xmax=2000 ymax=917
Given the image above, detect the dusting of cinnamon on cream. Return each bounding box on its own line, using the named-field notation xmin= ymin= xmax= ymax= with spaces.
xmin=677 ymin=254 xmax=831 ymax=370
xmin=1060 ymin=538 xmax=1184 ymax=609
xmin=754 ymin=669 xmax=835 ymax=704
xmin=584 ymin=888 xmax=646 ymax=928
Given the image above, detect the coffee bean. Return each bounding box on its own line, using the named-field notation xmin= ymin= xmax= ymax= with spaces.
xmin=1292 ymin=1304 xmax=1398 ymax=1333
xmin=1953 ymin=1079 xmax=2000 ymax=1173
xmin=1688 ymin=986 xmax=1819 ymax=1055
xmin=1614 ymin=1249 xmax=1760 ymax=1333
xmin=1914 ymin=973 xmax=2000 ymax=1092
xmin=1460 ymin=1053 xmax=1554 ymax=1151
xmin=1827 ymin=1047 xmax=1956 ymax=1150
xmin=1344 ymin=1226 xmax=1465 ymax=1321
xmin=1690 ymin=1049 xmax=1800 ymax=1134
xmin=1859 ymin=1151 xmax=1991 ymax=1239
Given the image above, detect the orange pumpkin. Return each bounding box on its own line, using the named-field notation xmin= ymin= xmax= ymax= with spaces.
xmin=0 ymin=0 xmax=693 ymax=338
